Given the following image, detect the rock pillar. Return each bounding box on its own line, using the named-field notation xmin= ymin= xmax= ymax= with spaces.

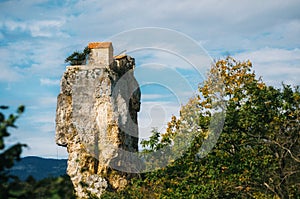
xmin=55 ymin=42 xmax=141 ymax=198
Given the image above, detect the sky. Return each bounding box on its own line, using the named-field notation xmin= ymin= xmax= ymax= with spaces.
xmin=0 ymin=0 xmax=299 ymax=158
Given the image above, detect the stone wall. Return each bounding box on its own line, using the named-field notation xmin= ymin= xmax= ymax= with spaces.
xmin=88 ymin=42 xmax=113 ymax=67
xmin=55 ymin=43 xmax=141 ymax=198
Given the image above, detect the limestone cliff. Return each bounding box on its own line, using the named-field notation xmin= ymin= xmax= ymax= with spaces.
xmin=55 ymin=42 xmax=141 ymax=198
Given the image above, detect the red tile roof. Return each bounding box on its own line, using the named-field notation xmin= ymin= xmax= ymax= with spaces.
xmin=88 ymin=42 xmax=112 ymax=49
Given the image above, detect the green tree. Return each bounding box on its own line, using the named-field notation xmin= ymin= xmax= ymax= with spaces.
xmin=155 ymin=57 xmax=300 ymax=198
xmin=102 ymin=57 xmax=300 ymax=199
xmin=0 ymin=105 xmax=76 ymax=199
xmin=0 ymin=105 xmax=26 ymax=198
xmin=65 ymin=46 xmax=91 ymax=65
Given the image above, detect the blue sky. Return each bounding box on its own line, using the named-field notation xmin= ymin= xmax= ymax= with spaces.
xmin=0 ymin=0 xmax=299 ymax=158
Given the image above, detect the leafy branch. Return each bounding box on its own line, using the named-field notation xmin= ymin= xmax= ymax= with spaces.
xmin=65 ymin=46 xmax=90 ymax=65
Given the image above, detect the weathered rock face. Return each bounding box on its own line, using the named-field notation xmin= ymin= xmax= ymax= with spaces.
xmin=56 ymin=42 xmax=141 ymax=198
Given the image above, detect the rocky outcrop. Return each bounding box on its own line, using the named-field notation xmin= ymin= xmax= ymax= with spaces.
xmin=55 ymin=42 xmax=141 ymax=198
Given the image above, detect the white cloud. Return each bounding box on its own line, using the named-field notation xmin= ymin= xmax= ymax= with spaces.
xmin=142 ymin=94 xmax=170 ymax=101
xmin=27 ymin=112 xmax=55 ymax=124
xmin=2 ymin=40 xmax=67 ymax=78
xmin=2 ymin=19 xmax=66 ymax=38
xmin=236 ymin=48 xmax=300 ymax=63
xmin=0 ymin=47 xmax=25 ymax=82
xmin=235 ymin=48 xmax=300 ymax=87
xmin=39 ymin=96 xmax=57 ymax=107
xmin=21 ymin=136 xmax=68 ymax=158
xmin=0 ymin=65 xmax=22 ymax=82
xmin=1 ymin=0 xmax=299 ymax=158
xmin=139 ymin=101 xmax=181 ymax=139
xmin=40 ymin=78 xmax=60 ymax=86
xmin=29 ymin=20 xmax=67 ymax=37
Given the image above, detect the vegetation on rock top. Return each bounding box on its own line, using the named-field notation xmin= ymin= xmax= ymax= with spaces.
xmin=65 ymin=46 xmax=90 ymax=65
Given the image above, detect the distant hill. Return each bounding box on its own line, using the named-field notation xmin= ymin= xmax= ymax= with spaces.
xmin=9 ymin=156 xmax=67 ymax=181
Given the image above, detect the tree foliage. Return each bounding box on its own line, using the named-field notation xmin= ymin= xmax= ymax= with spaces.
xmin=65 ymin=46 xmax=91 ymax=65
xmin=102 ymin=57 xmax=300 ymax=199
xmin=5 ymin=175 xmax=75 ymax=199
xmin=0 ymin=105 xmax=27 ymax=198
xmin=0 ymin=106 xmax=76 ymax=198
